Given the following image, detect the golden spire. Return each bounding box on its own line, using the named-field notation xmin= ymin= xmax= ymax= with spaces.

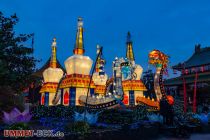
xmin=50 ymin=38 xmax=57 ymax=68
xmin=73 ymin=17 xmax=85 ymax=55
xmin=126 ymin=32 xmax=135 ymax=61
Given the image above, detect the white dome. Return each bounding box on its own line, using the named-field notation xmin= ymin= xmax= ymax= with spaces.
xmin=43 ymin=67 xmax=64 ymax=83
xmin=64 ymin=54 xmax=93 ymax=75
xmin=134 ymin=64 xmax=143 ymax=80
xmin=92 ymin=72 xmax=108 ymax=85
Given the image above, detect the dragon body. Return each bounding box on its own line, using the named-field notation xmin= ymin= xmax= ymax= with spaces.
xmin=149 ymin=50 xmax=169 ymax=101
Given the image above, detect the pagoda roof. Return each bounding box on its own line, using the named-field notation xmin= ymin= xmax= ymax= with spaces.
xmin=173 ymin=45 xmax=210 ymax=70
xmin=164 ymin=72 xmax=210 ymax=86
xmin=32 ymin=58 xmax=65 ymax=78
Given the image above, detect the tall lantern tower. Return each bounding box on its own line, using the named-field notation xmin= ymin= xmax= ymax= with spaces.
xmin=40 ymin=38 xmax=64 ymax=106
xmin=92 ymin=45 xmax=108 ymax=96
xmin=122 ymin=32 xmax=147 ymax=106
xmin=59 ymin=18 xmax=95 ymax=106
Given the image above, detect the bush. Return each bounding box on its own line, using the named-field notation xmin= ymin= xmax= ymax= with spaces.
xmin=0 ymin=86 xmax=24 ymax=119
xmin=30 ymin=105 xmax=74 ymax=119
xmin=132 ymin=105 xmax=149 ymax=121
xmin=98 ymin=109 xmax=134 ymax=124
xmin=7 ymin=122 xmax=30 ymax=130
xmin=66 ymin=121 xmax=90 ymax=135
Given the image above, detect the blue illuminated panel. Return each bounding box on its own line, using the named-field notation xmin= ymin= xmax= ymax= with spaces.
xmin=70 ymin=88 xmax=76 ymax=106
xmin=44 ymin=92 xmax=49 ymax=106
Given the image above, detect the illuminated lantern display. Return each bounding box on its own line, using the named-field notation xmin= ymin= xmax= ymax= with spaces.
xmin=40 ymin=38 xmax=64 ymax=106
xmin=149 ymin=50 xmax=169 ymax=101
xmin=167 ymin=95 xmax=174 ymax=105
xmin=41 ymin=95 xmax=45 ymax=105
xmin=123 ymin=94 xmax=129 ymax=104
xmin=38 ymin=18 xmax=167 ymax=110
xmin=122 ymin=32 xmax=146 ymax=106
xmin=64 ymin=91 xmax=69 ymax=105
xmin=92 ymin=45 xmax=108 ymax=95
xmin=148 ymin=50 xmax=173 ymax=109
xmin=58 ymin=17 xmax=95 ymax=106
xmin=121 ymin=59 xmax=132 ymax=80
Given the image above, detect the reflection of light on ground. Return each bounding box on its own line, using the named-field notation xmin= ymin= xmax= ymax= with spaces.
xmin=158 ymin=134 xmax=210 ymax=140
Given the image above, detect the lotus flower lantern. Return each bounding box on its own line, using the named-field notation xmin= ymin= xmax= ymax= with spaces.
xmin=2 ymin=105 xmax=32 ymax=125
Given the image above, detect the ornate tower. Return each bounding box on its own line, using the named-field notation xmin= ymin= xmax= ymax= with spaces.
xmin=126 ymin=32 xmax=135 ymax=62
xmin=43 ymin=38 xmax=64 ymax=83
xmin=61 ymin=17 xmax=95 ymax=106
xmin=40 ymin=38 xmax=64 ymax=106
xmin=122 ymin=32 xmax=146 ymax=106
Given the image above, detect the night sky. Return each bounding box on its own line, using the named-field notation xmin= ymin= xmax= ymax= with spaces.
xmin=1 ymin=0 xmax=210 ymax=78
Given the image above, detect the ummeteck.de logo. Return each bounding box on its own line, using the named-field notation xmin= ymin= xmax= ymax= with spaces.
xmin=4 ymin=130 xmax=64 ymax=138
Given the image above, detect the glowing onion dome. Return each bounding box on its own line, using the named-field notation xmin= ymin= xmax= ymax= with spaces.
xmin=92 ymin=45 xmax=108 ymax=85
xmin=43 ymin=38 xmax=64 ymax=83
xmin=65 ymin=17 xmax=93 ymax=75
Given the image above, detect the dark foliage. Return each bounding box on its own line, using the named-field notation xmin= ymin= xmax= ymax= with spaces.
xmin=30 ymin=105 xmax=75 ymax=119
xmin=0 ymin=12 xmax=38 ymax=93
xmin=132 ymin=105 xmax=149 ymax=121
xmin=98 ymin=109 xmax=134 ymax=124
xmin=6 ymin=122 xmax=30 ymax=130
xmin=65 ymin=121 xmax=90 ymax=135
xmin=0 ymin=86 xmax=25 ymax=119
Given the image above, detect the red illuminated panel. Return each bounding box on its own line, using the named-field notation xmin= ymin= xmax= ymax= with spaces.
xmin=41 ymin=95 xmax=45 ymax=105
xmin=64 ymin=91 xmax=69 ymax=105
xmin=123 ymin=95 xmax=128 ymax=105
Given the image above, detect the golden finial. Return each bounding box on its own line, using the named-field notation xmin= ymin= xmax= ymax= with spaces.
xmin=52 ymin=37 xmax=56 ymax=47
xmin=53 ymin=37 xmax=56 ymax=42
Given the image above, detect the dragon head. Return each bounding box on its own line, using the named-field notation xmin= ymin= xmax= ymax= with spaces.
xmin=149 ymin=50 xmax=169 ymax=68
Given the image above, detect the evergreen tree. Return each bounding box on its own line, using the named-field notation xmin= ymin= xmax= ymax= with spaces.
xmin=0 ymin=12 xmax=37 ymax=93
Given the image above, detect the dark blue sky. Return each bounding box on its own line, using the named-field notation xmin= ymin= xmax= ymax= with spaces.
xmin=1 ymin=0 xmax=210 ymax=77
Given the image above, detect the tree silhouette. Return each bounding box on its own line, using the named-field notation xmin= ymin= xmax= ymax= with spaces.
xmin=0 ymin=12 xmax=38 ymax=112
xmin=0 ymin=12 xmax=38 ymax=93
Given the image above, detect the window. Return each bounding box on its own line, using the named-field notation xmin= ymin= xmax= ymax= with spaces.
xmin=207 ymin=65 xmax=210 ymax=71
xmin=204 ymin=65 xmax=208 ymax=71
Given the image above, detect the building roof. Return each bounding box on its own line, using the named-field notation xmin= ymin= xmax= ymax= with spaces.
xmin=173 ymin=45 xmax=210 ymax=70
xmin=164 ymin=72 xmax=210 ymax=86
xmin=32 ymin=58 xmax=65 ymax=78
